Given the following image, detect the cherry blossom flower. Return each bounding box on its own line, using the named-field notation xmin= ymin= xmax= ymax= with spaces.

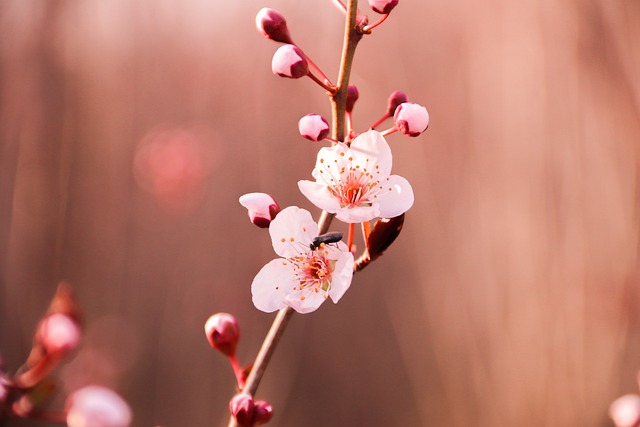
xmin=298 ymin=130 xmax=414 ymax=223
xmin=66 ymin=386 xmax=131 ymax=427
xmin=251 ymin=207 xmax=354 ymax=314
xmin=298 ymin=114 xmax=329 ymax=142
xmin=394 ymin=102 xmax=429 ymax=137
xmin=271 ymin=44 xmax=308 ymax=79
xmin=239 ymin=193 xmax=280 ymax=228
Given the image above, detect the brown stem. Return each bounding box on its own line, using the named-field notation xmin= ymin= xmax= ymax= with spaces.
xmin=226 ymin=2 xmax=362 ymax=426
xmin=330 ymin=0 xmax=363 ymax=143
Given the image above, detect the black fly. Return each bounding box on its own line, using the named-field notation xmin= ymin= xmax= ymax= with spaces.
xmin=310 ymin=232 xmax=343 ymax=250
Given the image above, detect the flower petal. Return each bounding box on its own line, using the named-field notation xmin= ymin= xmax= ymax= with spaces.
xmin=251 ymin=259 xmax=296 ymax=313
xmin=335 ymin=204 xmax=380 ymax=223
xmin=349 ymin=130 xmax=392 ymax=177
xmin=298 ymin=180 xmax=341 ymax=213
xmin=284 ymin=290 xmax=327 ymax=314
xmin=376 ymin=175 xmax=414 ymax=218
xmin=269 ymin=206 xmax=318 ymax=258
xmin=328 ymin=251 xmax=354 ymax=303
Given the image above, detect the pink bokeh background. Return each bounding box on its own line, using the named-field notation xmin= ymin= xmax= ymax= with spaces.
xmin=1 ymin=0 xmax=639 ymax=426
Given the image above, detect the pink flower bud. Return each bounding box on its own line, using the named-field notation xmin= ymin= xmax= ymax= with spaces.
xmin=253 ymin=400 xmax=273 ymax=426
xmin=229 ymin=394 xmax=254 ymax=427
xmin=66 ymin=386 xmax=132 ymax=427
xmin=271 ymin=45 xmax=308 ymax=79
xmin=298 ymin=114 xmax=330 ymax=142
xmin=204 ymin=313 xmax=240 ymax=357
xmin=346 ymin=85 xmax=359 ymax=113
xmin=36 ymin=313 xmax=81 ymax=355
xmin=386 ymin=90 xmax=409 ymax=116
xmin=393 ymin=102 xmax=429 ymax=137
xmin=239 ymin=193 xmax=280 ymax=228
xmin=610 ymin=394 xmax=640 ymax=427
xmin=256 ymin=8 xmax=293 ymax=44
xmin=368 ymin=0 xmax=399 ymax=14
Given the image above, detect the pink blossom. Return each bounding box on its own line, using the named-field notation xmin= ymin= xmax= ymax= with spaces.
xmin=271 ymin=44 xmax=308 ymax=79
xmin=229 ymin=394 xmax=254 ymax=427
xmin=393 ymin=102 xmax=429 ymax=137
xmin=255 ymin=8 xmax=292 ymax=44
xmin=37 ymin=313 xmax=81 ymax=355
xmin=610 ymin=394 xmax=640 ymax=427
xmin=298 ymin=130 xmax=414 ymax=223
xmin=66 ymin=386 xmax=131 ymax=427
xmin=251 ymin=207 xmax=354 ymax=314
xmin=239 ymin=193 xmax=280 ymax=228
xmin=298 ymin=114 xmax=330 ymax=142
xmin=204 ymin=313 xmax=240 ymax=357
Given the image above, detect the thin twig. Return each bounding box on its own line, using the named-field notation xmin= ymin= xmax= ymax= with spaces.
xmin=226 ymin=2 xmax=362 ymax=425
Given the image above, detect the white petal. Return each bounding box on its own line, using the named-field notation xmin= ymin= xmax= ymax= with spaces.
xmin=284 ymin=291 xmax=326 ymax=314
xmin=310 ymin=144 xmax=345 ymax=181
xmin=376 ymin=175 xmax=414 ymax=218
xmin=334 ymin=204 xmax=380 ymax=223
xmin=239 ymin=193 xmax=277 ymax=217
xmin=349 ymin=130 xmax=393 ymax=177
xmin=298 ymin=180 xmax=341 ymax=213
xmin=251 ymin=259 xmax=296 ymax=313
xmin=269 ymin=206 xmax=318 ymax=258
xmin=328 ymin=251 xmax=354 ymax=304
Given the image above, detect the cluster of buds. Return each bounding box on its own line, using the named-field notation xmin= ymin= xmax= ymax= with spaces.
xmin=0 ymin=283 xmax=131 ymax=427
xmin=229 ymin=394 xmax=273 ymax=427
xmin=205 ymin=313 xmax=273 ymax=426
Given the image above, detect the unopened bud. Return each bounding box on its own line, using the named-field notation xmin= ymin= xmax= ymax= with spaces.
xmin=230 ymin=394 xmax=254 ymax=427
xmin=393 ymin=102 xmax=429 ymax=137
xmin=239 ymin=193 xmax=280 ymax=228
xmin=368 ymin=0 xmax=399 ymax=14
xmin=610 ymin=394 xmax=640 ymax=427
xmin=271 ymin=45 xmax=308 ymax=79
xmin=66 ymin=386 xmax=132 ymax=427
xmin=298 ymin=114 xmax=329 ymax=142
xmin=386 ymin=90 xmax=409 ymax=116
xmin=367 ymin=213 xmax=405 ymax=261
xmin=204 ymin=313 xmax=240 ymax=357
xmin=253 ymin=400 xmax=273 ymax=426
xmin=36 ymin=313 xmax=81 ymax=355
xmin=256 ymin=8 xmax=293 ymax=44
xmin=345 ymin=85 xmax=359 ymax=113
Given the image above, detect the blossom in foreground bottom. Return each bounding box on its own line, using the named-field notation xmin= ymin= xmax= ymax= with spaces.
xmin=298 ymin=130 xmax=414 ymax=223
xmin=66 ymin=386 xmax=131 ymax=427
xmin=251 ymin=206 xmax=354 ymax=314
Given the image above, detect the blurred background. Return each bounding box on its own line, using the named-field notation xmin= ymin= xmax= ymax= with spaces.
xmin=1 ymin=0 xmax=639 ymax=426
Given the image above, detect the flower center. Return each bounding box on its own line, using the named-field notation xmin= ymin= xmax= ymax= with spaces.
xmin=288 ymin=249 xmax=335 ymax=298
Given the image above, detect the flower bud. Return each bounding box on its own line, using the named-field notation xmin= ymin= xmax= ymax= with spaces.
xmin=271 ymin=45 xmax=308 ymax=79
xmin=256 ymin=8 xmax=293 ymax=44
xmin=66 ymin=386 xmax=132 ymax=427
xmin=345 ymin=85 xmax=359 ymax=113
xmin=36 ymin=313 xmax=81 ymax=355
xmin=204 ymin=313 xmax=240 ymax=357
xmin=367 ymin=213 xmax=405 ymax=261
xmin=239 ymin=193 xmax=280 ymax=228
xmin=298 ymin=114 xmax=329 ymax=142
xmin=368 ymin=0 xmax=399 ymax=14
xmin=393 ymin=102 xmax=429 ymax=137
xmin=253 ymin=400 xmax=273 ymax=426
xmin=610 ymin=394 xmax=640 ymax=427
xmin=386 ymin=90 xmax=409 ymax=116
xmin=229 ymin=394 xmax=254 ymax=427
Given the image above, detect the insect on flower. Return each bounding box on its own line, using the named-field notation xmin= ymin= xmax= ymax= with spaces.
xmin=310 ymin=232 xmax=343 ymax=251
